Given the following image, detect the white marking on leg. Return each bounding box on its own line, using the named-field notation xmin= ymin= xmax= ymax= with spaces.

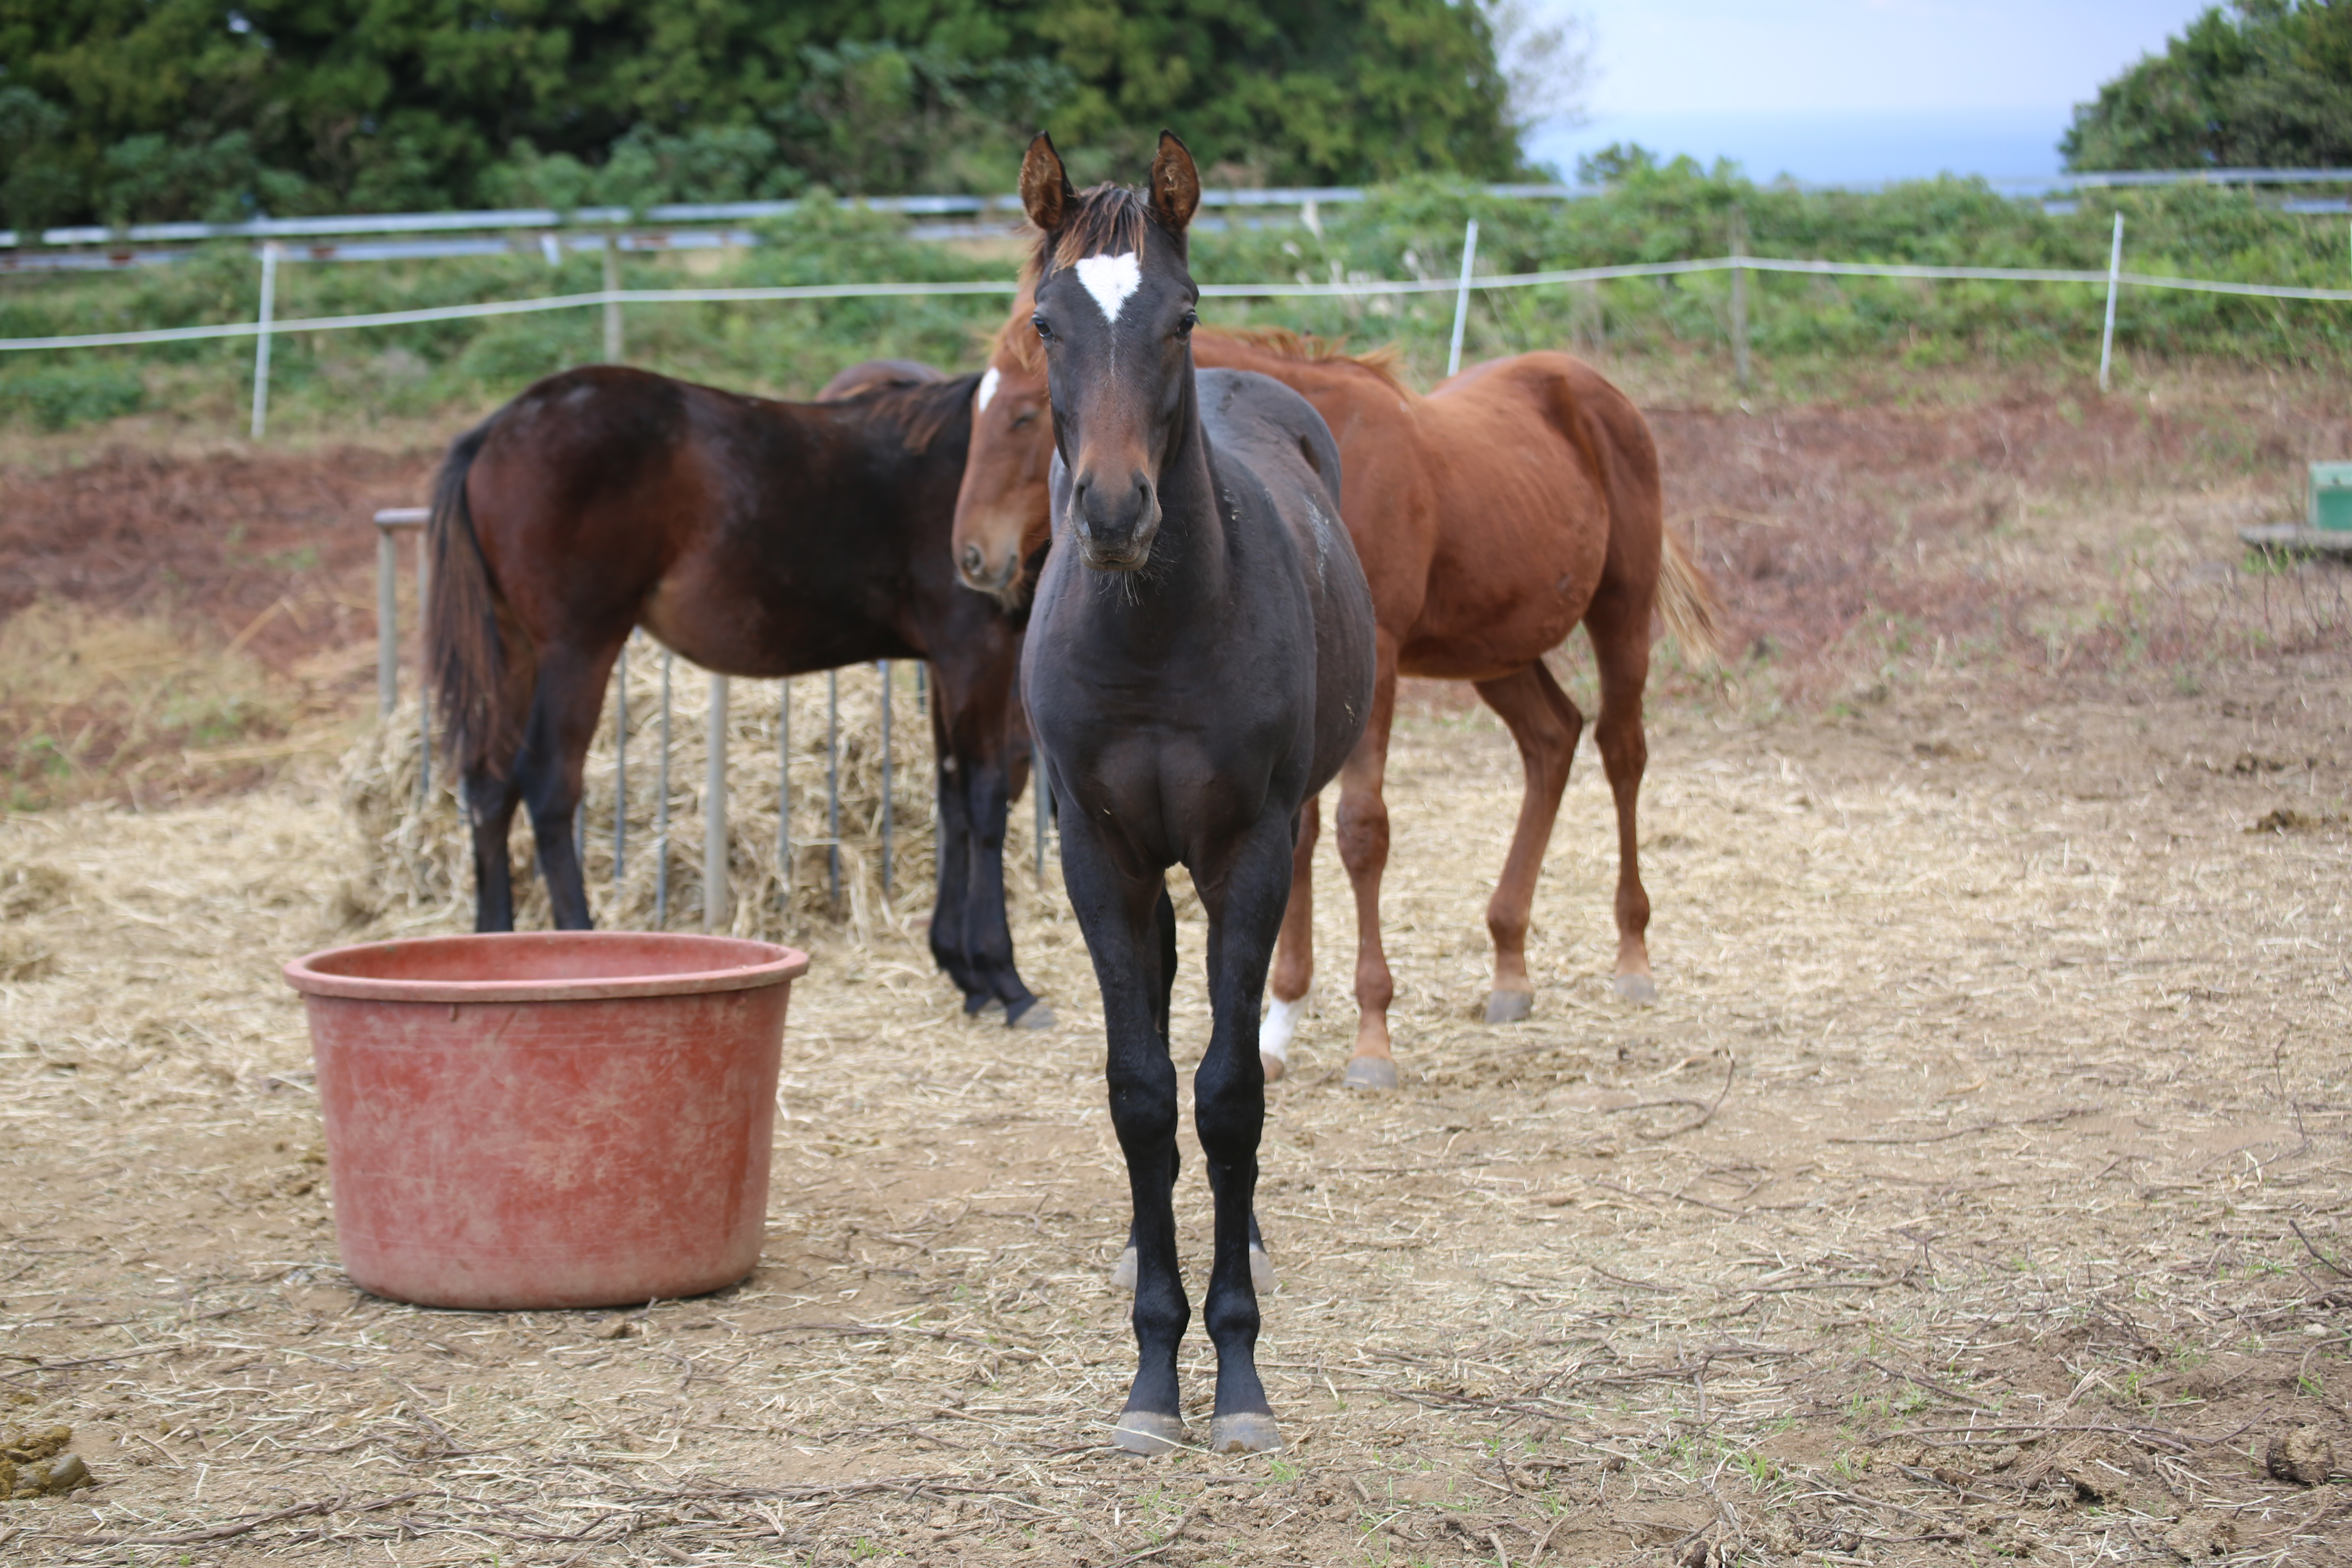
xmin=976 ymin=365 xmax=1000 ymax=412
xmin=1261 ymin=987 xmax=1310 ymax=1065
xmin=1074 ymin=252 xmax=1143 ymax=323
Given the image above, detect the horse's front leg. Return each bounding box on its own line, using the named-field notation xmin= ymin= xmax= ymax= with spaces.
xmin=925 ymin=735 xmax=985 ymax=1007
xmin=1058 ymin=820 xmax=1188 ymax=1453
xmin=1194 ymin=812 xmax=1298 ymax=1453
xmin=960 ymin=748 xmax=1049 ymax=1027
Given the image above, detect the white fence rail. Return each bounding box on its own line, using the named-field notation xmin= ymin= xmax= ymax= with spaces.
xmin=8 ymin=250 xmax=2352 ymax=358
xmin=5 ymin=232 xmax=2348 ymax=436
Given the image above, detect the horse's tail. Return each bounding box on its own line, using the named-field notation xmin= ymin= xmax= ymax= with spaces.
xmin=1656 ymin=523 xmax=1726 ymax=667
xmin=425 ymin=420 xmax=512 ymax=780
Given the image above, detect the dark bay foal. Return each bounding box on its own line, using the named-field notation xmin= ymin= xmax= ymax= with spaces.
xmin=1016 ymin=132 xmax=1375 ymax=1454
xmin=426 ymin=361 xmax=1049 ymax=1023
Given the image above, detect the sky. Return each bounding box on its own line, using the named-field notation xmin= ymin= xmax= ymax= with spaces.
xmin=1521 ymin=1 xmax=2222 ymax=185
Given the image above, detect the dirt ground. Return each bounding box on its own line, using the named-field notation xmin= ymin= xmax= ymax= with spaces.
xmin=2 ymin=369 xmax=2351 ymax=1564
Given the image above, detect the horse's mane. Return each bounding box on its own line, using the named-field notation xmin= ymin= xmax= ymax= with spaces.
xmin=985 ymin=256 xmax=1048 ymax=375
xmin=833 ymin=370 xmax=982 ymax=455
xmin=1211 ymin=327 xmax=1411 ymax=394
xmin=983 ymin=261 xmax=1408 ymax=395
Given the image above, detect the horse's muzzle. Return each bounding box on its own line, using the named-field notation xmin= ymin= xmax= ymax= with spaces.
xmin=958 ymin=539 xmax=1021 ymax=598
xmin=1072 ymin=475 xmax=1159 ymax=572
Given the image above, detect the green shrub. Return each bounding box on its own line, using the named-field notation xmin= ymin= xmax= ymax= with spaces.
xmin=0 ymin=363 xmax=147 ymax=430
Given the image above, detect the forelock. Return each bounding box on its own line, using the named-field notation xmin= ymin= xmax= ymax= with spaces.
xmin=1036 ymin=184 xmax=1153 ymax=273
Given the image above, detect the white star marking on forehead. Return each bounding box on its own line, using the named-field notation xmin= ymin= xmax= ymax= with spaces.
xmin=976 ymin=365 xmax=1001 ymax=412
xmin=1074 ymin=252 xmax=1143 ymax=323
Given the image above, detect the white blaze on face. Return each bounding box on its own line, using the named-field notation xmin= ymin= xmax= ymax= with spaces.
xmin=976 ymin=365 xmax=1001 ymax=412
xmin=1074 ymin=252 xmax=1143 ymax=323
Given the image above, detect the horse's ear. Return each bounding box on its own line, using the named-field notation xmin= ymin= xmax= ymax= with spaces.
xmin=1149 ymin=130 xmax=1200 ymax=236
xmin=1020 ymin=133 xmax=1075 ymax=233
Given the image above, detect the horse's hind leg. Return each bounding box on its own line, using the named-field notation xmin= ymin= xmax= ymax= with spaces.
xmin=1582 ymin=590 xmax=1656 ymax=1002
xmin=1261 ymin=794 xmax=1319 ymax=1082
xmin=513 ymin=642 xmax=621 ymax=930
xmin=1335 ymin=638 xmax=1401 ymax=1091
xmin=1472 ymin=660 xmax=1586 ymax=1023
xmin=463 ymin=764 xmax=524 ymax=931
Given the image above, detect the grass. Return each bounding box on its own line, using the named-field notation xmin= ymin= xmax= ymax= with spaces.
xmin=0 ymin=603 xmax=328 ymax=811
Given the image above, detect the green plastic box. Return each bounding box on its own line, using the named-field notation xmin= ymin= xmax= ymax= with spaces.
xmin=2315 ymin=462 xmax=2352 ymax=532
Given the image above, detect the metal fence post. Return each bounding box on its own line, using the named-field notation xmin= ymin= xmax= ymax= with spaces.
xmin=779 ymin=678 xmax=792 ymax=897
xmin=655 ymin=650 xmax=673 ymax=927
xmin=1446 ymin=217 xmax=1479 ymax=378
xmin=375 ymin=525 xmax=399 ymax=718
xmin=879 ymin=660 xmax=893 ymax=900
xmin=415 ymin=529 xmax=431 ymax=796
xmin=826 ymin=669 xmax=841 ymax=908
xmin=703 ymin=673 xmax=728 ymax=933
xmin=613 ymin=634 xmax=628 ymax=882
xmin=1730 ymin=207 xmax=1751 ymax=393
xmin=2098 ymin=212 xmax=2125 ymax=393
xmin=604 ymin=234 xmax=624 ymax=363
xmin=249 ymin=242 xmax=280 ymax=440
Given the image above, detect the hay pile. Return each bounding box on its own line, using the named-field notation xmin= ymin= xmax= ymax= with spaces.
xmin=342 ymin=650 xmax=1037 ymax=944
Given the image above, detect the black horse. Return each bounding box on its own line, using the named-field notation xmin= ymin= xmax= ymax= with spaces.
xmin=1015 ymin=132 xmax=1376 ymax=1454
xmin=425 ymin=360 xmax=1051 ymax=1025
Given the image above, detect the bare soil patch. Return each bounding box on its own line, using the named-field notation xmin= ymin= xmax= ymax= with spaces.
xmin=0 ymin=444 xmax=432 ymax=808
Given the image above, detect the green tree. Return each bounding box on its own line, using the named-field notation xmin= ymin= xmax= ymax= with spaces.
xmin=2062 ymin=0 xmax=2352 ymax=169
xmin=0 ymin=0 xmax=1534 ymax=230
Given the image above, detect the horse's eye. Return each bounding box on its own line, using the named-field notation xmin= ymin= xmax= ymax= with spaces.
xmin=1178 ymin=310 xmax=1198 ymax=336
xmin=1010 ymin=410 xmax=1039 ymax=430
xmin=1031 ymin=315 xmax=1052 ymax=342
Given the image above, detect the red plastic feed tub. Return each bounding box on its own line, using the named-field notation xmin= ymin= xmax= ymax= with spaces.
xmin=284 ymin=931 xmax=808 ymax=1311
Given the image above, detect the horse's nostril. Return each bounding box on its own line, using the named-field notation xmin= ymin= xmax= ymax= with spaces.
xmin=961 ymin=543 xmax=984 ymax=575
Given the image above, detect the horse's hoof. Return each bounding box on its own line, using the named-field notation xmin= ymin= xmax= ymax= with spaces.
xmin=1250 ymin=1244 xmax=1276 ymax=1295
xmin=1613 ymin=972 xmax=1657 ymax=1004
xmin=1008 ymin=1000 xmax=1057 ymax=1030
xmin=1261 ymin=1051 xmax=1286 ymax=1084
xmin=1111 ymin=1410 xmax=1187 ymax=1455
xmin=1484 ymin=989 xmax=1534 ymax=1025
xmin=1343 ymin=1056 xmax=1399 ymax=1092
xmin=1111 ymin=1246 xmax=1138 ymax=1290
xmin=967 ymin=996 xmax=1004 ymax=1020
xmin=1207 ymin=1412 xmax=1284 ymax=1454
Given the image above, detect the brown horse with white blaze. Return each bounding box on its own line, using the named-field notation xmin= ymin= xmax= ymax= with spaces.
xmin=955 ymin=281 xmax=1722 ymax=1088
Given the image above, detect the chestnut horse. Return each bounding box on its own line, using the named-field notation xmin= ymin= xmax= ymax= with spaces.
xmin=955 ymin=275 xmax=1720 ymax=1087
xmin=1016 ymin=131 xmax=1374 ymax=1454
xmin=426 ymin=361 xmax=1049 ymax=1024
